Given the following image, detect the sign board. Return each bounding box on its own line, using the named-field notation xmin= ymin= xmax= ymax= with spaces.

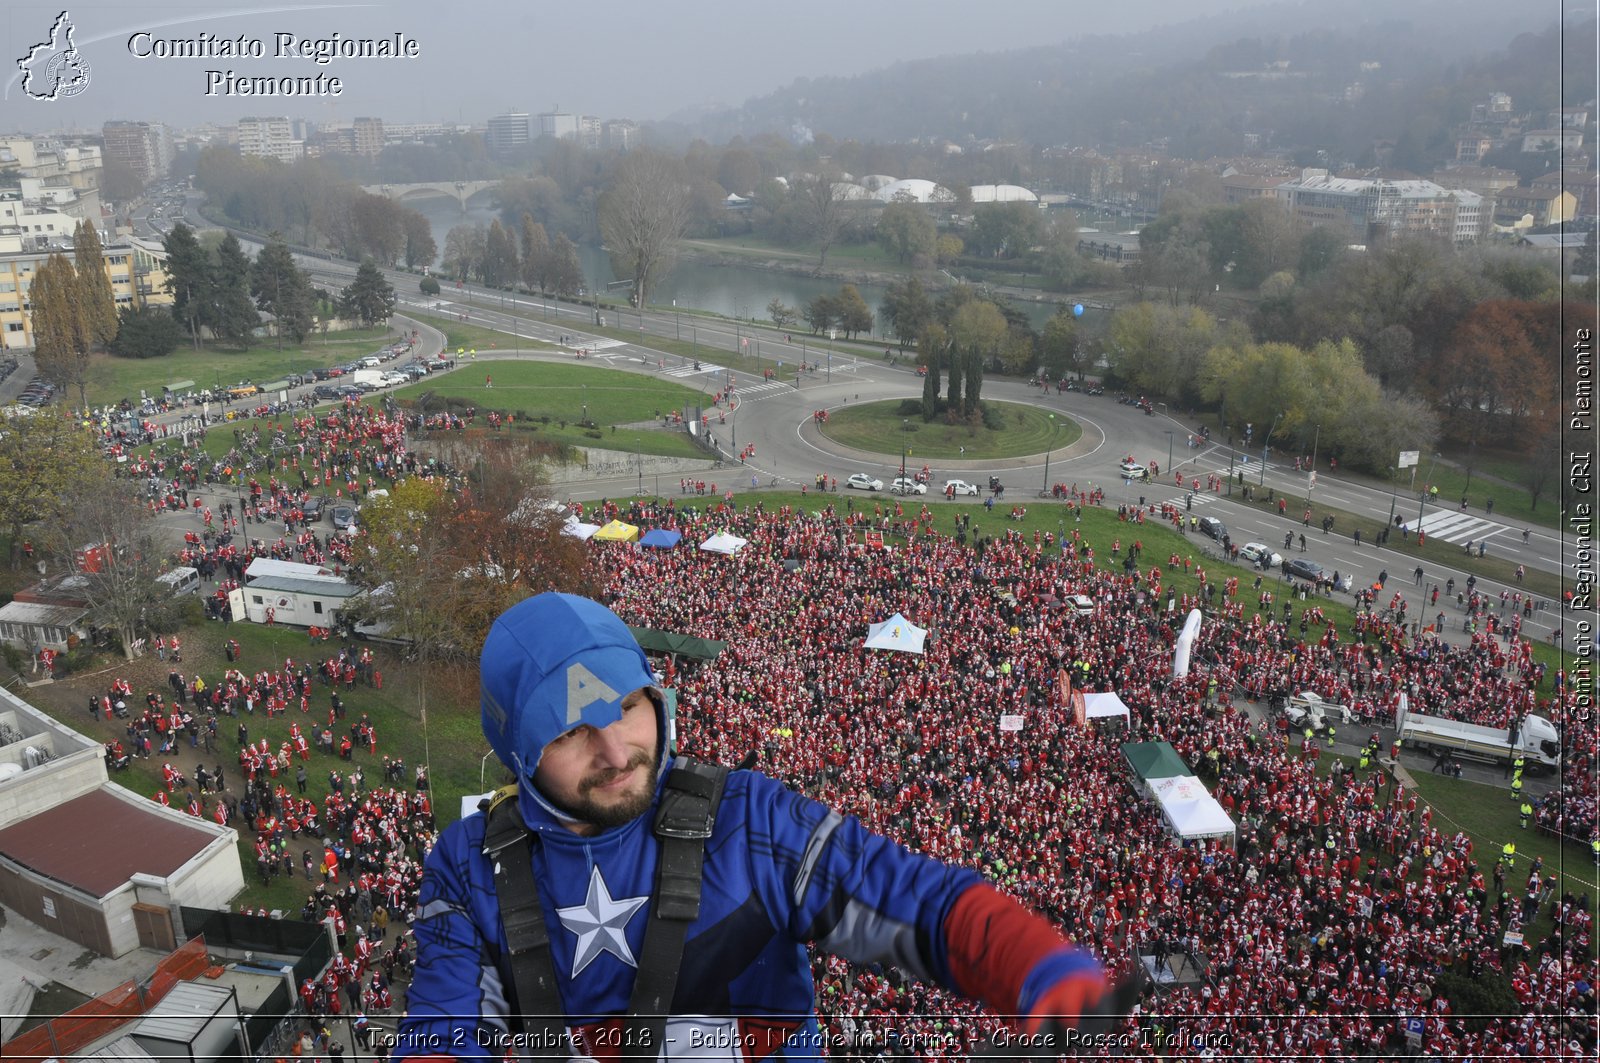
xmin=1403 ymin=1017 xmax=1424 ymax=1049
xmin=1398 ymin=450 xmax=1420 ymax=468
xmin=999 ymin=714 xmax=1025 ymax=732
xmin=1503 ymin=930 xmax=1524 ymax=948
xmin=228 ymin=587 xmax=247 ymax=622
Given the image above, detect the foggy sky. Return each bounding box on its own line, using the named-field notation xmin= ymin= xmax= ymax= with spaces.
xmin=0 ymin=0 xmax=1570 ymax=134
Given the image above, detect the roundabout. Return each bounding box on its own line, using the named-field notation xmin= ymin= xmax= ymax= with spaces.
xmin=815 ymin=400 xmax=1083 ymax=461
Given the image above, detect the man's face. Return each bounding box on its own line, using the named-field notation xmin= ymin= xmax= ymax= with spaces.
xmin=533 ymin=687 xmax=659 ymax=835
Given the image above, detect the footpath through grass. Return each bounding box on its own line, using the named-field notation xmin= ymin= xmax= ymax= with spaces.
xmin=820 ymin=400 xmax=1083 ymax=461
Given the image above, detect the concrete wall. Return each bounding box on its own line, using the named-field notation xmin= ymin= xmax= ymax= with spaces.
xmin=543 ymin=445 xmax=717 ymax=486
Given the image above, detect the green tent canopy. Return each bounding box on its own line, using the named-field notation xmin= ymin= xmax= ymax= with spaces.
xmin=1121 ymin=741 xmax=1195 ymax=785
xmin=627 ymin=626 xmax=727 ymax=661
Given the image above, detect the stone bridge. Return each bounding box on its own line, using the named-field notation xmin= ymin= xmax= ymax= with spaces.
xmin=358 ymin=180 xmax=500 ymax=209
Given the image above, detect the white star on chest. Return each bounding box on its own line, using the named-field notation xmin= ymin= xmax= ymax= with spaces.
xmin=556 ymin=865 xmax=649 ymax=977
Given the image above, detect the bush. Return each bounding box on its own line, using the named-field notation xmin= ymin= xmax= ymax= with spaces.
xmin=420 ymin=276 xmax=441 ymax=296
xmin=896 ymin=399 xmax=923 ymax=417
xmin=1432 ymin=970 xmax=1519 ymax=1033
xmin=981 ymin=403 xmax=1006 ymax=431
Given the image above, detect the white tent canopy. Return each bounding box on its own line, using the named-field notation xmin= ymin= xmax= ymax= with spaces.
xmin=562 ymin=517 xmax=602 ymax=540
xmin=699 ymin=531 xmax=748 ymax=554
xmin=1150 ymin=775 xmax=1236 ymax=842
xmin=864 ymin=613 xmax=927 ymax=655
xmin=1081 ymin=692 xmax=1132 ymax=721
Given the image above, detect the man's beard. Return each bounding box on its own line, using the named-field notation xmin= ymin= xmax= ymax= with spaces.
xmin=553 ymin=747 xmax=660 ymax=829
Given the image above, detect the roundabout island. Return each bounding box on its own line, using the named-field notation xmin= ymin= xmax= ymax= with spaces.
xmin=815 ymin=399 xmax=1083 ymax=461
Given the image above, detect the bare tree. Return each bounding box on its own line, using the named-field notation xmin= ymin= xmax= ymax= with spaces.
xmin=598 ymin=150 xmax=691 ymax=309
xmin=792 ymin=169 xmax=846 ymax=271
xmin=45 ymin=479 xmax=178 ymax=660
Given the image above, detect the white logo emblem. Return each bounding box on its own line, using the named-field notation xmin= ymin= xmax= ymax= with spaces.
xmin=18 ymin=11 xmax=91 ymax=101
xmin=556 ymin=866 xmax=648 ymax=977
xmin=566 ymin=662 xmax=619 ymax=725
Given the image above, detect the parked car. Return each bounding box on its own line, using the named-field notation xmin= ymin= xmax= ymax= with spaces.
xmin=330 ymin=504 xmax=358 ymax=530
xmin=1286 ymin=557 xmax=1324 ymax=581
xmin=1197 ymin=516 xmax=1228 ymax=541
xmin=1239 ymin=542 xmax=1283 ymax=569
xmin=846 ymin=473 xmax=884 ymax=492
xmin=312 ymin=385 xmax=341 ymax=401
xmin=890 ymin=477 xmax=927 ymax=495
xmin=943 ymin=479 xmax=980 ymax=496
xmin=302 ymin=496 xmax=328 ymax=521
xmin=380 ymin=372 xmax=409 ymax=388
xmin=1120 ymin=460 xmax=1151 ymax=481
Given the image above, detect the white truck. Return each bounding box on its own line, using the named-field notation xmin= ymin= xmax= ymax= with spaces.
xmin=1282 ymin=691 xmax=1352 ymax=733
xmin=1395 ymin=694 xmax=1561 ymax=771
xmin=351 ymin=369 xmax=387 ymax=391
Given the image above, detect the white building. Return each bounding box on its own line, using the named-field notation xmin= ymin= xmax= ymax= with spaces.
xmin=539 ymin=110 xmax=578 ymax=139
xmin=485 ymin=111 xmax=532 ymax=155
xmin=236 ymin=116 xmax=302 ymax=164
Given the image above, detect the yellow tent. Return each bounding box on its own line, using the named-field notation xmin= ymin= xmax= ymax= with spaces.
xmin=591 ymin=519 xmax=640 ymax=542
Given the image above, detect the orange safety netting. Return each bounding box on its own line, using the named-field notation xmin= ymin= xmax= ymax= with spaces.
xmin=1 ymin=936 xmax=208 ymax=1063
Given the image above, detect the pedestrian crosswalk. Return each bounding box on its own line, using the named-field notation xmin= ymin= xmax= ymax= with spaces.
xmin=1402 ymin=510 xmax=1506 ymax=546
xmin=663 ymin=364 xmax=724 ymax=379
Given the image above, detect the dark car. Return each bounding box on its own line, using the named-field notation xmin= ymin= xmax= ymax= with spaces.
xmin=312 ymin=385 xmax=341 ymax=401
xmin=337 ymin=385 xmax=362 ymax=400
xmin=301 ymin=495 xmax=328 ymax=521
xmin=311 ymin=367 xmax=334 ymax=381
xmin=1286 ymin=557 xmax=1324 ymax=581
xmin=1197 ymin=516 xmax=1228 ymax=541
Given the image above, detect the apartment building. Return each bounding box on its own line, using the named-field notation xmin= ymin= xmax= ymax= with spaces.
xmin=485 ymin=111 xmax=532 ymax=155
xmin=101 ymin=121 xmax=171 ymax=183
xmin=0 ymin=239 xmax=172 ymax=350
xmin=236 ymin=116 xmax=302 ymax=164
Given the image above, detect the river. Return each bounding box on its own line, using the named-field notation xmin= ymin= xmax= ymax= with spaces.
xmin=413 ymin=197 xmax=1061 ymax=331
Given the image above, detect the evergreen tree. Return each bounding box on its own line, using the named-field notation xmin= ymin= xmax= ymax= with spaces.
xmin=965 ymin=342 xmax=985 ymax=418
xmin=251 ymin=235 xmax=315 ymax=345
xmin=920 ymin=346 xmax=940 ymax=421
xmin=519 ymin=213 xmax=549 ymax=294
xmin=209 ymin=233 xmax=260 ymax=347
xmin=162 ymin=222 xmax=212 ymax=349
xmin=947 ymin=346 xmax=964 ymax=416
xmin=481 ymin=220 xmax=517 ymax=288
xmin=30 ymin=253 xmax=93 ymax=410
xmin=339 ymin=259 xmax=397 ymax=327
xmin=110 ymin=305 xmax=183 ymax=359
xmin=71 ymin=220 xmax=118 ymax=349
xmin=546 ymin=234 xmax=584 ymax=297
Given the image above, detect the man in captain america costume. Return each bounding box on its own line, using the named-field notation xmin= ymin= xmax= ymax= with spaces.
xmin=395 ymin=593 xmax=1105 ymax=1061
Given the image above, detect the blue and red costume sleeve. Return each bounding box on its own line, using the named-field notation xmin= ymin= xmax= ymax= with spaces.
xmin=943 ymin=884 xmax=1106 ymax=1026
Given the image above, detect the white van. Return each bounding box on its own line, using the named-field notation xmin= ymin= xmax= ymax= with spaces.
xmin=156 ymin=566 xmax=201 ymax=597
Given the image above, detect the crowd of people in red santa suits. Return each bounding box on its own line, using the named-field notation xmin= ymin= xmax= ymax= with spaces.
xmin=564 ymin=496 xmax=1593 ymax=1060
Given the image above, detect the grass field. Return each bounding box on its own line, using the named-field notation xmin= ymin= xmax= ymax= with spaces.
xmin=81 ymin=329 xmax=399 ymax=409
xmin=820 ymin=400 xmax=1084 ymax=460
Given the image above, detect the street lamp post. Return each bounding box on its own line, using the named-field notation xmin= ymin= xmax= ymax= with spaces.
xmin=636 ymin=437 xmax=643 ymax=495
xmin=827 ymin=328 xmax=835 ymax=382
xmin=1417 ymin=451 xmax=1440 ymax=530
xmin=901 ymin=420 xmax=909 ymax=479
xmin=1165 ymin=431 xmax=1174 ymax=478
xmin=1258 ymin=412 xmax=1285 ymax=486
xmin=1042 ymin=413 xmax=1058 ymax=495
xmin=1305 ymin=423 xmax=1321 ymax=503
